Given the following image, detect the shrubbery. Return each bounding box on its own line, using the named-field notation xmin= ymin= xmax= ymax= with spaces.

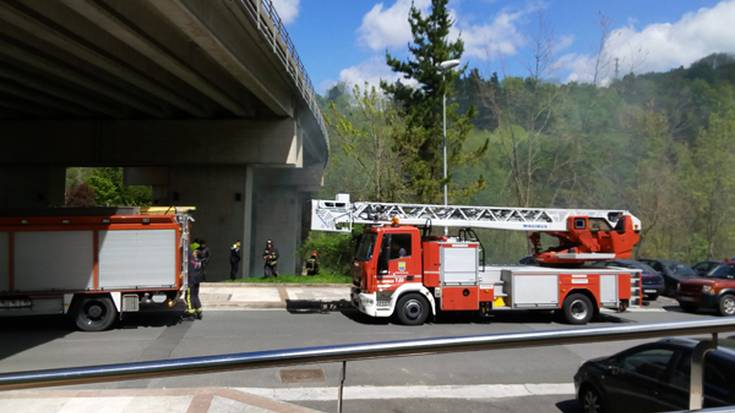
xmin=299 ymin=226 xmax=362 ymax=276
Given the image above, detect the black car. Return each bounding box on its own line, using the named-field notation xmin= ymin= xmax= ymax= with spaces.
xmin=574 ymin=338 xmax=735 ymax=413
xmin=639 ymin=259 xmax=697 ymax=296
xmin=595 ymin=260 xmax=665 ymax=301
xmin=692 ymin=260 xmax=723 ymax=277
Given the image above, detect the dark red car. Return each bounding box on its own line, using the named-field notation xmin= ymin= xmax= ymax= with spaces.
xmin=677 ymin=262 xmax=735 ymax=316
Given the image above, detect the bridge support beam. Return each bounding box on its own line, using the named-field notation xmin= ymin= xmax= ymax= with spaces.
xmin=0 ymin=119 xmax=302 ymax=167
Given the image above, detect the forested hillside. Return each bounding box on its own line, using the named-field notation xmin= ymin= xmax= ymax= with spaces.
xmin=318 ymin=53 xmax=735 ymax=264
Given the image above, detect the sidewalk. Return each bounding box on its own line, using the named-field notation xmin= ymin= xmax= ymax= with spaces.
xmin=0 ymin=388 xmax=322 ymax=413
xmin=199 ymin=283 xmax=351 ymax=311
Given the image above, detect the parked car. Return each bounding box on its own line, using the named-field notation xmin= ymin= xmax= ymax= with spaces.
xmin=692 ymin=260 xmax=722 ymax=277
xmin=677 ymin=262 xmax=735 ymax=316
xmin=638 ymin=259 xmax=697 ymax=297
xmin=518 ymin=255 xmax=538 ymax=265
xmin=575 ymin=338 xmax=735 ymax=413
xmin=590 ymin=260 xmax=664 ymax=301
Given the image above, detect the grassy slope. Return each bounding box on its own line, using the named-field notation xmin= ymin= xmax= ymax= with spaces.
xmin=224 ymin=273 xmax=351 ymax=284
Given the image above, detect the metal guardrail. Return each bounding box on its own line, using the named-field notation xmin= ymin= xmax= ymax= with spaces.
xmin=234 ymin=0 xmax=328 ymax=143
xmin=1 ymin=319 xmax=735 ymax=412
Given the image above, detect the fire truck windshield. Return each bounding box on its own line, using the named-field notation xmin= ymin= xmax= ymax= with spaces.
xmin=355 ymin=233 xmax=377 ymax=261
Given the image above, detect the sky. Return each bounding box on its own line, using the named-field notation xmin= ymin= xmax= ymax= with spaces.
xmin=270 ymin=0 xmax=735 ymax=93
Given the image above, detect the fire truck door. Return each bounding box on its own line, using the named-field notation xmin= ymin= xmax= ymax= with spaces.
xmin=378 ymin=233 xmax=419 ymax=282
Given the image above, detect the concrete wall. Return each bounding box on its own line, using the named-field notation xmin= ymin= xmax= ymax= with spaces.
xmin=151 ymin=166 xmax=252 ymax=281
xmin=0 ymin=167 xmax=66 ymax=208
xmin=250 ymin=186 xmax=303 ymax=277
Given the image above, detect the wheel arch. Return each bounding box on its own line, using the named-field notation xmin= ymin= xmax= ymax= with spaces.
xmin=565 ymin=289 xmax=599 ymax=312
xmin=389 ymin=283 xmax=436 ymax=316
xmin=69 ymin=292 xmax=121 ymax=313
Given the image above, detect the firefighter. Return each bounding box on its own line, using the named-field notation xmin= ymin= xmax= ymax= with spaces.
xmin=197 ymin=239 xmax=210 ymax=282
xmin=184 ymin=249 xmax=203 ymax=320
xmin=305 ymin=250 xmax=319 ymax=276
xmin=263 ymin=239 xmax=279 ymax=278
xmin=230 ymin=240 xmax=241 ymax=280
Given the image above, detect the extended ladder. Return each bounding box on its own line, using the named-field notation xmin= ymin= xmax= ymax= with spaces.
xmin=311 ymin=194 xmax=642 ymax=233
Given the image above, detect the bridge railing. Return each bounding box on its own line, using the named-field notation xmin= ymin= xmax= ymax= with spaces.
xmin=236 ymin=0 xmax=328 ymax=142
xmin=1 ymin=319 xmax=734 ymax=412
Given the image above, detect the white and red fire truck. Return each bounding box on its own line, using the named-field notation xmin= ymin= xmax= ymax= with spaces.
xmin=0 ymin=207 xmax=191 ymax=331
xmin=312 ymin=194 xmax=643 ymax=325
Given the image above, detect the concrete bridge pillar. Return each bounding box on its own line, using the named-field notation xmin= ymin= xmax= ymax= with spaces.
xmin=131 ymin=164 xmax=321 ymax=280
xmin=132 ymin=166 xmax=253 ymax=281
xmin=249 ymin=166 xmax=322 ymax=277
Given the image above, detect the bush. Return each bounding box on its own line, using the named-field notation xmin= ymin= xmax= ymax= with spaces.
xmin=299 ymin=227 xmax=362 ymax=276
xmin=65 ymin=182 xmax=97 ymax=207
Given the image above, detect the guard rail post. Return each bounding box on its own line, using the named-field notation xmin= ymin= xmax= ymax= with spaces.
xmin=690 ymin=333 xmax=718 ymax=409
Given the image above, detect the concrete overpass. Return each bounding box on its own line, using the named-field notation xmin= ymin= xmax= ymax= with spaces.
xmin=0 ymin=0 xmax=328 ymax=278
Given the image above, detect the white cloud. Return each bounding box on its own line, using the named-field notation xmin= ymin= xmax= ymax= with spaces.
xmin=557 ymin=0 xmax=735 ymax=84
xmin=336 ymin=56 xmax=414 ymax=90
xmin=358 ymin=0 xmax=431 ymax=50
xmin=271 ymin=0 xmax=300 ymax=25
xmin=358 ymin=0 xmax=541 ymax=62
xmin=453 ymin=5 xmax=541 ymax=61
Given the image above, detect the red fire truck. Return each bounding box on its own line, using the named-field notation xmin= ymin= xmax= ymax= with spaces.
xmin=0 ymin=207 xmax=191 ymax=331
xmin=312 ymin=194 xmax=643 ymax=325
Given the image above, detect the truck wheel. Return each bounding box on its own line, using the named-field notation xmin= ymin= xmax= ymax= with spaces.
xmin=395 ymin=293 xmax=430 ymax=326
xmin=74 ymin=296 xmax=117 ymax=331
xmin=562 ymin=293 xmax=594 ymax=325
xmin=718 ymin=295 xmax=735 ymax=317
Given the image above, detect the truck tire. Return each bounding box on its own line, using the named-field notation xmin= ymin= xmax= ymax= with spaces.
xmin=395 ymin=293 xmax=430 ymax=326
xmin=718 ymin=294 xmax=735 ymax=317
xmin=74 ymin=296 xmax=117 ymax=331
xmin=562 ymin=293 xmax=594 ymax=325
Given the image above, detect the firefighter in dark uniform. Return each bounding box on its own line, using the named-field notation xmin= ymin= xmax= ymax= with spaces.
xmin=230 ymin=240 xmax=242 ymax=280
xmin=197 ymin=239 xmax=210 ymax=282
xmin=263 ymin=239 xmax=279 ymax=278
xmin=184 ymin=249 xmax=203 ymax=320
xmin=305 ymin=250 xmax=319 ymax=276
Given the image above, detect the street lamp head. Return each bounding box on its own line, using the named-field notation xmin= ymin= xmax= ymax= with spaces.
xmin=438 ymin=59 xmax=461 ymax=71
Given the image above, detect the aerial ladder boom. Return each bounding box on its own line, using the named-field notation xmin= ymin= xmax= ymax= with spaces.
xmin=311 ymin=194 xmax=642 ymax=264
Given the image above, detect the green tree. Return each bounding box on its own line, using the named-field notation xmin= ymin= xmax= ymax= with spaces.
xmin=684 ymin=108 xmax=735 ymax=258
xmin=381 ymin=0 xmax=486 ymax=203
xmin=327 ymin=83 xmax=406 ymax=201
xmin=90 ymin=168 xmax=151 ymax=207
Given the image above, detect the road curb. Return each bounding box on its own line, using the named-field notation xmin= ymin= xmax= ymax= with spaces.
xmin=201 ymin=283 xmax=351 ymax=288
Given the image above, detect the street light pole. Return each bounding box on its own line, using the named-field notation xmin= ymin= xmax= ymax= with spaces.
xmin=442 ymin=74 xmax=448 ymax=234
xmin=438 ymin=59 xmax=460 ymax=236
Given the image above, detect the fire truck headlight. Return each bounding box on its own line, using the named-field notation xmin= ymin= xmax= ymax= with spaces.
xmin=702 ymin=285 xmax=716 ymax=295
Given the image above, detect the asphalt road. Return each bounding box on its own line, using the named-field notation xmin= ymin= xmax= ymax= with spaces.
xmin=0 ymin=297 xmax=726 ymax=413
